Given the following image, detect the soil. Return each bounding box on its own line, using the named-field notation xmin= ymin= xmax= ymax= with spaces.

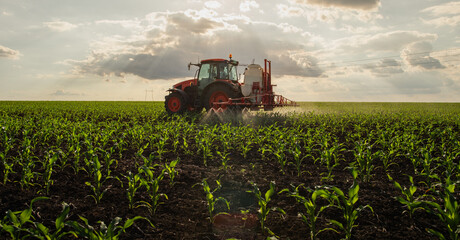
xmin=0 ymin=146 xmax=447 ymax=240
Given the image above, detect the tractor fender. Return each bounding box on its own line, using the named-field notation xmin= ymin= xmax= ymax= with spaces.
xmin=201 ymin=81 xmax=239 ymax=100
xmin=166 ymin=88 xmax=189 ymax=101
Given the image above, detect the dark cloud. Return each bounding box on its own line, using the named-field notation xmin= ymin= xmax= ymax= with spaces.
xmin=405 ymin=56 xmax=445 ymax=69
xmin=297 ymin=0 xmax=380 ymax=10
xmin=73 ymin=11 xmax=324 ymax=80
xmin=362 ymin=58 xmax=403 ymax=77
xmin=402 ymin=41 xmax=445 ymax=70
xmin=168 ymin=12 xmax=223 ymax=34
xmin=270 ymin=54 xmax=323 ymax=77
xmin=0 ymin=45 xmax=21 ymax=59
xmin=78 ymin=51 xmax=191 ymax=79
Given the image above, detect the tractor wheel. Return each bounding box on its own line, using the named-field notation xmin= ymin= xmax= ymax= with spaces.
xmin=165 ymin=92 xmax=188 ymax=114
xmin=203 ymin=85 xmax=237 ymax=111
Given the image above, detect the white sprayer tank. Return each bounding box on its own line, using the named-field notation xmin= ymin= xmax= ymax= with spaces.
xmin=241 ymin=64 xmax=263 ymax=100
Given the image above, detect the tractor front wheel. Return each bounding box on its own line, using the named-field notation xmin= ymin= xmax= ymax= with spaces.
xmin=165 ymin=92 xmax=187 ymax=114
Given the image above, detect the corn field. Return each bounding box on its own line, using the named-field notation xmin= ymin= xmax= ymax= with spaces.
xmin=0 ymin=101 xmax=459 ymax=239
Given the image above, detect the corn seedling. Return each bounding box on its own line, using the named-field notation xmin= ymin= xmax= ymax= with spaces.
xmin=85 ymin=155 xmax=116 ymax=204
xmin=248 ymin=181 xmax=285 ymax=236
xmin=352 ymin=140 xmax=379 ymax=183
xmin=325 ymin=169 xmax=373 ymax=240
xmin=0 ymin=196 xmax=50 ymax=239
xmin=280 ymin=184 xmax=334 ymax=240
xmin=41 ymin=151 xmax=58 ymax=195
xmin=387 ymin=174 xmax=424 ymax=218
xmin=194 ymin=179 xmax=230 ymax=223
xmin=27 ymin=203 xmax=75 ymax=240
xmin=66 ymin=215 xmax=153 ymax=240
xmin=164 ymin=158 xmax=179 ymax=186
xmin=137 ymin=165 xmax=167 ymax=214
xmin=289 ymin=144 xmax=308 ymax=177
xmin=123 ymin=171 xmax=141 ymax=209
xmin=318 ymin=139 xmax=344 ymax=182
xmin=420 ymin=177 xmax=459 ymax=240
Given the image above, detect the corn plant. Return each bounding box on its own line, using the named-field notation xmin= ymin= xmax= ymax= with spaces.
xmin=352 ymin=140 xmax=379 ymax=183
xmin=317 ymin=139 xmax=344 ymax=182
xmin=69 ymin=138 xmax=82 ymax=174
xmin=0 ymin=196 xmax=49 ymax=239
xmin=247 ymin=181 xmax=285 ymax=236
xmin=26 ymin=203 xmax=74 ymax=240
xmin=155 ymin=135 xmax=169 ymax=160
xmin=240 ymin=139 xmax=253 ymax=159
xmin=137 ymin=165 xmax=167 ymax=214
xmin=420 ymin=177 xmax=459 ymax=240
xmin=280 ymin=184 xmax=334 ymax=240
xmin=289 ymin=144 xmax=308 ymax=177
xmin=0 ymin=196 xmax=73 ymax=239
xmin=198 ymin=137 xmax=213 ymax=166
xmin=1 ymin=151 xmax=14 ymax=185
xmin=325 ymin=169 xmax=373 ymax=240
xmin=272 ymin=142 xmax=288 ymax=174
xmin=123 ymin=171 xmax=141 ymax=209
xmin=41 ymin=151 xmax=58 ymax=195
xmin=102 ymin=147 xmax=117 ymax=176
xmin=164 ymin=158 xmax=179 ymax=186
xmin=216 ymin=150 xmax=230 ymax=171
xmin=66 ymin=215 xmax=152 ymax=240
xmin=136 ymin=146 xmax=156 ymax=167
xmin=418 ymin=147 xmax=440 ymax=189
xmin=194 ymin=179 xmax=230 ymax=223
xmin=387 ymin=174 xmax=425 ymax=218
xmin=85 ymin=155 xmax=114 ymax=204
xmin=17 ymin=137 xmax=39 ymax=189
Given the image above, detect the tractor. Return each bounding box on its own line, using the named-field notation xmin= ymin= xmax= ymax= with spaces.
xmin=164 ymin=55 xmax=296 ymax=114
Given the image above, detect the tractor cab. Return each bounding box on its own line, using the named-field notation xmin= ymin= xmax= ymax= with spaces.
xmin=196 ymin=58 xmax=239 ymax=92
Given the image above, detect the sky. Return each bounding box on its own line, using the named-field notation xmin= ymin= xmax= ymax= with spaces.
xmin=1 ymin=0 xmax=459 ymax=102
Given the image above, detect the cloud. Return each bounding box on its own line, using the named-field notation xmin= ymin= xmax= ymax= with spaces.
xmin=277 ymin=4 xmax=304 ymax=18
xmin=422 ymin=15 xmax=460 ymax=27
xmin=334 ymin=30 xmax=437 ymax=53
xmin=168 ymin=11 xmax=223 ymax=34
xmin=362 ymin=58 xmax=403 ymax=77
xmin=240 ymin=0 xmax=260 ymax=12
xmin=270 ymin=54 xmax=323 ymax=77
xmin=402 ymin=41 xmax=445 ymax=70
xmin=72 ymin=10 xmax=323 ymax=80
xmin=50 ymin=90 xmax=83 ymax=96
xmin=421 ymin=2 xmax=460 ymax=27
xmin=43 ymin=20 xmax=77 ymax=32
xmin=296 ymin=0 xmax=381 ymax=11
xmin=0 ymin=45 xmax=21 ymax=59
xmin=421 ymin=2 xmax=460 ymax=16
xmin=278 ymin=1 xmax=382 ymax=23
xmin=204 ymin=1 xmax=222 ymax=9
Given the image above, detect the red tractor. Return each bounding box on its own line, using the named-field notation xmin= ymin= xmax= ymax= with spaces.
xmin=164 ymin=55 xmax=296 ymax=114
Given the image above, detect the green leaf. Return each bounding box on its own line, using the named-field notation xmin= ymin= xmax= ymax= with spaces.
xmin=329 ymin=219 xmax=344 ymax=230
xmin=19 ymin=208 xmax=32 ymax=225
xmin=426 ymin=228 xmax=446 ymax=240
xmin=7 ymin=210 xmax=20 ymax=226
xmin=35 ymin=222 xmax=49 ymax=235
xmin=56 ymin=203 xmax=70 ymax=230
xmin=265 ymin=182 xmax=276 ymax=201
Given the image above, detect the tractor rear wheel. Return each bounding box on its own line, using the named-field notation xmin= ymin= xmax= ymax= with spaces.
xmin=165 ymin=92 xmax=187 ymax=114
xmin=203 ymin=85 xmax=237 ymax=111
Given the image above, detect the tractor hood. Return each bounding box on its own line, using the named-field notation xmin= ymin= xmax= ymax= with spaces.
xmin=173 ymin=79 xmax=196 ymax=90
